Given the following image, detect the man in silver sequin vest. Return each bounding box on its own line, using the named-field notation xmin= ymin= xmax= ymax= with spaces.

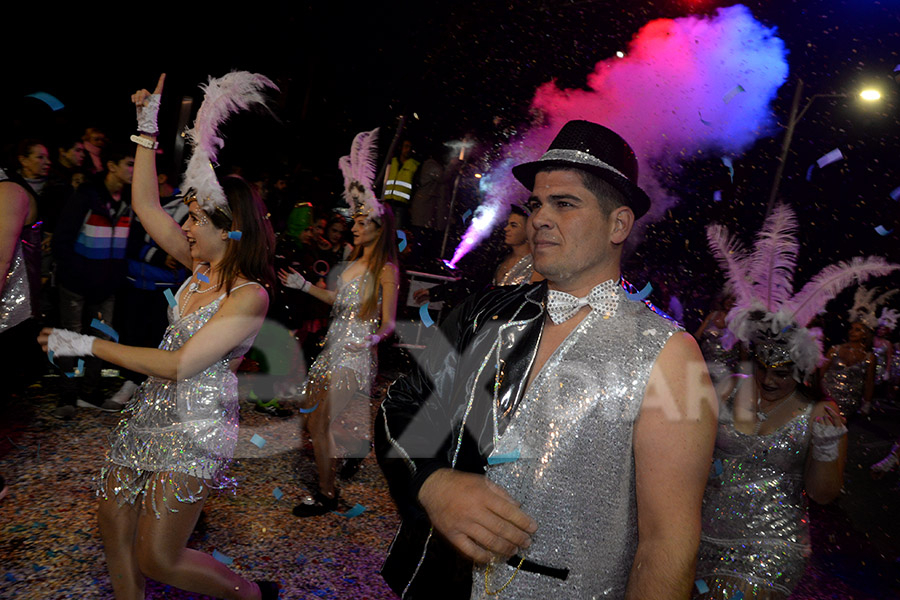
xmin=376 ymin=120 xmax=717 ymax=599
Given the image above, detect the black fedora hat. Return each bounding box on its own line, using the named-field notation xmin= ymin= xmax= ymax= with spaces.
xmin=512 ymin=120 xmax=651 ymax=219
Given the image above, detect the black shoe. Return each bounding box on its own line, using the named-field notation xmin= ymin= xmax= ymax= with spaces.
xmin=254 ymin=400 xmax=293 ymax=418
xmin=255 ymin=580 xmax=280 ymax=600
xmin=292 ymin=491 xmax=339 ymax=517
xmin=77 ymin=397 xmax=122 ymax=413
xmin=338 ymin=457 xmax=364 ymax=480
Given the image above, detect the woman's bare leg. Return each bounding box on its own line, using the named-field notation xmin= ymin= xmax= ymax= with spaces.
xmin=97 ymin=469 xmax=145 ymax=600
xmin=305 ymin=370 xmax=359 ymax=497
xmin=133 ymin=474 xmax=260 ymax=600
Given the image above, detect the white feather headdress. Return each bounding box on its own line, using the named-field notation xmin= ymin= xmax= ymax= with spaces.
xmin=879 ymin=307 xmax=900 ymax=331
xmin=338 ymin=128 xmax=384 ymax=221
xmin=848 ymin=287 xmax=896 ymax=330
xmin=182 ymin=71 xmax=278 ymax=216
xmin=707 ymin=203 xmax=898 ymax=381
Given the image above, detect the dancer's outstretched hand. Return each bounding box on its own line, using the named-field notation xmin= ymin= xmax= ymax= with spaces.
xmin=417 ymin=469 xmax=537 ymax=564
xmin=131 ymin=73 xmax=166 ymax=134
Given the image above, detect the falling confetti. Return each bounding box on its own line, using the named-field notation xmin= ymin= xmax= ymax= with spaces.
xmin=90 ymin=319 xmax=119 ymax=342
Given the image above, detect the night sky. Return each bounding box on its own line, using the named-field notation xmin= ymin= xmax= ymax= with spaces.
xmin=4 ymin=0 xmax=900 ymax=336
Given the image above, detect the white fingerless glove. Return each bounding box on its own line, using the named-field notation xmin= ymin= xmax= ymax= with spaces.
xmin=48 ymin=329 xmax=96 ymax=358
xmin=810 ymin=421 xmax=847 ymax=462
xmin=283 ymin=272 xmax=310 ymax=292
xmin=136 ymin=93 xmax=161 ymax=134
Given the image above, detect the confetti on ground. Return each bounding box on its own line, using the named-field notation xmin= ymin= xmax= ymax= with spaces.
xmin=273 ymin=487 xmax=284 ymax=501
xmin=163 ymin=288 xmax=177 ymax=308
xmin=250 ymin=434 xmax=267 ymax=449
xmin=419 ymin=303 xmax=435 ymax=327
xmin=212 ymin=549 xmax=233 ymax=565
xmin=90 ymin=319 xmax=119 ymax=342
xmin=696 ymin=579 xmax=709 ymax=594
xmin=723 ymin=84 xmax=745 ymax=103
xmin=625 ymin=283 xmax=653 ymax=301
xmin=334 ymin=504 xmax=366 ymax=518
xmin=816 ymin=148 xmax=844 ymax=169
xmin=488 ymin=448 xmax=520 ymax=465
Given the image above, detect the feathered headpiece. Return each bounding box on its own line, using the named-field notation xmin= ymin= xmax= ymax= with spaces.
xmin=338 ymin=128 xmax=384 ymax=222
xmin=848 ymin=287 xmax=896 ymax=330
xmin=879 ymin=307 xmax=900 ymax=331
xmin=707 ymin=203 xmax=898 ymax=381
xmin=182 ymin=71 xmax=278 ymax=217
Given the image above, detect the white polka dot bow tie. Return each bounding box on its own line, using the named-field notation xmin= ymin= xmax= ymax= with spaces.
xmin=546 ymin=279 xmax=620 ymax=324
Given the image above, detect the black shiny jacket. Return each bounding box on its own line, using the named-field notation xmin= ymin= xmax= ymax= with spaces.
xmin=375 ymin=281 xmax=547 ymax=599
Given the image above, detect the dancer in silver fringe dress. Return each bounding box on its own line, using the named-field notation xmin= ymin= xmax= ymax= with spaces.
xmin=281 ymin=128 xmax=399 ymax=516
xmin=39 ymin=73 xmax=280 ymax=600
xmin=696 ymin=203 xmax=891 ymax=600
xmin=819 ymin=321 xmax=876 ymax=415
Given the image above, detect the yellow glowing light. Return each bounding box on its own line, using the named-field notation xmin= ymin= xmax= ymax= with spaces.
xmin=860 ymin=89 xmax=881 ymax=101
xmin=474 ymin=173 xmax=482 ymax=178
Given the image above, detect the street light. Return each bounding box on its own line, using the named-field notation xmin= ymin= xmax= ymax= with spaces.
xmin=765 ymin=79 xmax=881 ymax=216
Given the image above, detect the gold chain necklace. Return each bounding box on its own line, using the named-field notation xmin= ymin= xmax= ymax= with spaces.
xmin=484 ymin=555 xmax=526 ymax=596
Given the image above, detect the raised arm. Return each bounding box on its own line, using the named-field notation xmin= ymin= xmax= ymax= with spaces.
xmin=627 ymin=332 xmax=718 ymax=599
xmin=130 ymin=74 xmax=192 ymax=269
xmin=39 ymin=285 xmax=268 ymax=380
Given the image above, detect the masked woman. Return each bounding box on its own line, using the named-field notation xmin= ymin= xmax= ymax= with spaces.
xmin=38 ymin=73 xmax=280 ymax=600
xmin=696 ymin=204 xmax=896 ymax=599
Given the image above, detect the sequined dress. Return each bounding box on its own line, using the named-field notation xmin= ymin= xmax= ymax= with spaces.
xmin=494 ymin=254 xmax=534 ymax=286
xmin=307 ymin=272 xmax=379 ymax=394
xmin=696 ymin=381 xmax=812 ymax=598
xmin=473 ymin=285 xmax=680 ymax=598
xmin=820 ymin=352 xmax=869 ymax=414
xmin=98 ymin=277 xmax=260 ymax=516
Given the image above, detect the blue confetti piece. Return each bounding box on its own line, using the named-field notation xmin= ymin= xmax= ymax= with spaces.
xmin=250 ymin=434 xmax=266 ymax=449
xmin=713 ymin=190 xmax=723 ymax=202
xmin=5 ymin=572 xmax=16 ymax=582
xmin=295 ymin=553 xmax=307 ymax=565
xmin=723 ymin=84 xmax=745 ymax=103
xmin=90 ymin=318 xmax=119 ymax=342
xmin=321 ymin=557 xmax=334 ymax=564
xmin=721 ymin=157 xmax=733 ymax=182
xmin=25 ymin=91 xmax=65 ymax=111
xmin=47 ymin=350 xmax=55 ymax=365
xmin=698 ymin=110 xmax=712 ymax=126
xmin=76 ymin=359 xmax=84 ymax=375
xmin=298 ymin=402 xmax=319 ymax=414
xmin=806 ymin=164 xmax=815 ymax=181
xmin=397 ymin=230 xmax=407 ymax=252
xmin=712 ymin=458 xmax=723 ymax=477
xmin=334 ymin=503 xmax=366 ymax=518
xmin=890 ymin=186 xmax=900 ymax=201
xmin=875 ymin=225 xmax=894 ymax=236
xmin=197 ymin=272 xmax=210 ymax=283
xmin=624 ymin=282 xmax=652 ymax=301
xmin=729 ymin=592 xmax=744 ymax=600
xmin=273 ymin=487 xmax=284 ymax=501
xmin=312 ymin=590 xmax=329 ymax=598
xmin=419 ymin=303 xmax=435 ymax=327
xmin=163 ymin=288 xmax=177 ymax=308
xmin=461 ymin=209 xmax=472 ymax=223
xmin=488 ymin=448 xmax=520 ymax=465
xmin=695 ymin=579 xmax=709 ymax=594
xmin=212 ymin=549 xmax=233 ymax=565
xmin=227 ymin=230 xmax=242 ymax=240
xmin=816 ymin=148 xmax=844 ymax=169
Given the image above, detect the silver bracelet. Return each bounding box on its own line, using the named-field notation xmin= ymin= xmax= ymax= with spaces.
xmin=130 ymin=134 xmax=159 ymax=150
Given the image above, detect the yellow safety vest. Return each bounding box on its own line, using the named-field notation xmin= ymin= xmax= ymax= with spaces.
xmin=384 ymin=157 xmax=420 ymax=204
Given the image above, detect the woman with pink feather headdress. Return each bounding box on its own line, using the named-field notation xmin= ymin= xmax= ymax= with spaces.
xmin=693 ymin=203 xmax=898 ymax=600
xmin=280 ymin=127 xmax=400 ymax=517
xmin=38 ymin=73 xmax=280 ymax=599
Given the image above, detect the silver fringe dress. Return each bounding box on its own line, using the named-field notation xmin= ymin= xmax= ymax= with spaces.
xmin=696 ymin=382 xmax=813 ymax=599
xmin=98 ymin=279 xmax=260 ymax=517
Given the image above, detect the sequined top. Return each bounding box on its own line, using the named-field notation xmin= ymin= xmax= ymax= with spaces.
xmin=0 ymin=192 xmax=41 ymax=333
xmin=698 ymin=321 xmax=740 ymax=385
xmin=696 ymin=380 xmax=812 ymax=597
xmin=820 ymin=351 xmax=870 ymax=414
xmin=307 ymin=272 xmax=380 ymax=393
xmin=98 ymin=276 xmax=260 ymax=517
xmin=495 ymin=254 xmax=534 ymax=286
xmin=474 ymin=285 xmax=680 ymax=598
xmin=872 ymin=340 xmax=891 ymax=383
